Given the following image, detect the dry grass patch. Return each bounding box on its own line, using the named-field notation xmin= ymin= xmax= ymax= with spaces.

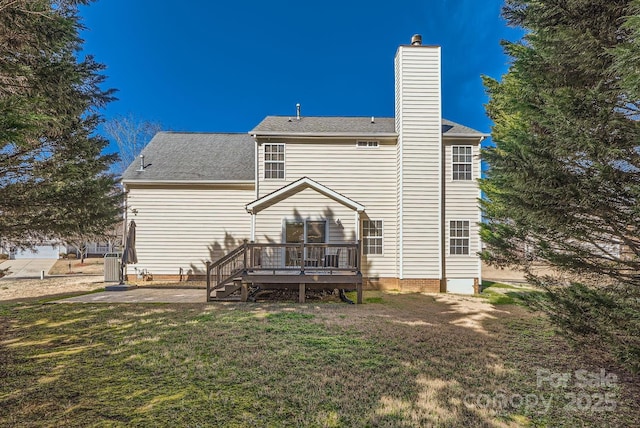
xmin=0 ymin=276 xmax=104 ymax=303
xmin=48 ymin=258 xmax=104 ymax=275
xmin=0 ymin=294 xmax=638 ymax=427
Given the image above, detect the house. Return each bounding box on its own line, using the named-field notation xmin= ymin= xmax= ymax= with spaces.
xmin=121 ymin=35 xmax=487 ymax=298
xmin=65 ymin=223 xmax=124 ymax=258
xmin=1 ymin=241 xmax=65 ymax=259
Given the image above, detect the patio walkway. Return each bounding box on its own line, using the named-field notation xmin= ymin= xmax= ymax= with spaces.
xmin=58 ymin=287 xmax=206 ymax=303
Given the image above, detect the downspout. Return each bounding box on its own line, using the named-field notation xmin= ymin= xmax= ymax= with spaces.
xmin=253 ymin=136 xmax=259 ymax=244
xmin=120 ymin=183 xmax=128 ymax=285
xmin=440 ymin=142 xmax=447 ymax=292
xmin=477 ymin=136 xmax=486 ymax=285
xmin=254 ymin=136 xmax=259 ymax=200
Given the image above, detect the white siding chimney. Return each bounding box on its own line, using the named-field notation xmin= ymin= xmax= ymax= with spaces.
xmin=395 ymin=38 xmax=442 ymax=281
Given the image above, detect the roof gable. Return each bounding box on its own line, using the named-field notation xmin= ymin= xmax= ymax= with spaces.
xmin=246 ymin=177 xmax=366 ymax=214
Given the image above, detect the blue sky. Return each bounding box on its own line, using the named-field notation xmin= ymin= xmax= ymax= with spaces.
xmin=79 ymin=0 xmax=522 ymax=150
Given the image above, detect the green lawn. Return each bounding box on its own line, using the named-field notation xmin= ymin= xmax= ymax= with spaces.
xmin=478 ymin=281 xmax=542 ymax=305
xmin=1 ymin=293 xmax=638 ymax=427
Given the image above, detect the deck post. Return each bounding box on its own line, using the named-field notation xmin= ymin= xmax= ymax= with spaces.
xmin=241 ymin=282 xmax=248 ymax=302
xmin=300 ymin=242 xmax=305 ymax=274
xmin=357 ymin=280 xmax=363 ymax=304
xmin=299 ymin=283 xmax=305 ymax=303
xmin=206 ymin=261 xmax=211 ymax=302
xmin=243 ymin=239 xmax=248 ymax=273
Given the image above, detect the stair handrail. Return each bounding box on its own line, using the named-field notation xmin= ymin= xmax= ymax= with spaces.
xmin=206 ymin=240 xmax=248 ymax=301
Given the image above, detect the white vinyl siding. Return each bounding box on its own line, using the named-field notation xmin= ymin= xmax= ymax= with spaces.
xmin=126 ymin=184 xmax=253 ymax=275
xmin=255 ymin=187 xmax=356 ymax=248
xmin=444 ymin=139 xmax=482 ymax=279
xmin=452 ymin=146 xmax=472 ymax=180
xmin=395 ymin=45 xmax=442 ymax=279
xmin=257 ymin=138 xmax=397 ymax=278
xmin=362 ymin=219 xmax=383 ymax=255
xmin=264 ymin=143 xmax=285 ymax=179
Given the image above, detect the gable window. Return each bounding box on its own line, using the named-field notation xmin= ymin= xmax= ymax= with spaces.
xmin=264 ymin=143 xmax=285 ymax=179
xmin=450 ymin=220 xmax=470 ymax=255
xmin=362 ymin=219 xmax=383 ymax=255
xmin=356 ymin=141 xmax=379 ymax=149
xmin=452 ymin=146 xmax=472 ymax=180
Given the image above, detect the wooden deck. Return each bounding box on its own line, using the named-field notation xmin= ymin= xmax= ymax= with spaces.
xmin=206 ymin=241 xmax=363 ymax=303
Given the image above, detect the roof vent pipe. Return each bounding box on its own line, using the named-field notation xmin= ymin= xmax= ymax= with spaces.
xmin=296 ymin=103 xmax=301 ymax=120
xmin=411 ymin=34 xmax=422 ymax=46
xmin=371 ymin=116 xmax=375 ymax=123
xmin=137 ymin=154 xmax=145 ymax=171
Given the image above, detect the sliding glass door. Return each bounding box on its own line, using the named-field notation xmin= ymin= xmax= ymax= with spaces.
xmin=284 ymin=220 xmax=327 ymax=266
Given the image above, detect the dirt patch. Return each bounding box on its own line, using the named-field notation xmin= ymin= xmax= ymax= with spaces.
xmin=482 ymin=261 xmax=566 ymax=283
xmin=0 ymin=276 xmax=104 ymax=302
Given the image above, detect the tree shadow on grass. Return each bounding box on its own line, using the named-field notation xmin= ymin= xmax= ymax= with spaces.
xmin=1 ymin=296 xmax=639 ymax=427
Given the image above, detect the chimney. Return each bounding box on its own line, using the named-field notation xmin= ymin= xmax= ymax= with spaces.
xmin=296 ymin=103 xmax=301 ymax=120
xmin=395 ymin=36 xmax=442 ymax=280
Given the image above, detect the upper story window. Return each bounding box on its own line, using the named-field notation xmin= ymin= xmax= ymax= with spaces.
xmin=356 ymin=141 xmax=379 ymax=149
xmin=264 ymin=143 xmax=285 ymax=179
xmin=452 ymin=146 xmax=473 ymax=180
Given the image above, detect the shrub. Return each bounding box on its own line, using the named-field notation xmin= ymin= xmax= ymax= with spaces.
xmin=0 ymin=254 xmax=8 ymax=260
xmin=522 ymin=281 xmax=640 ymax=373
xmin=67 ymin=253 xmax=77 ymax=259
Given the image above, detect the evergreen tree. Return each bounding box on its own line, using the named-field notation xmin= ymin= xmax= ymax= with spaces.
xmin=0 ymin=0 xmax=122 ymax=248
xmin=482 ymin=0 xmax=640 ymax=371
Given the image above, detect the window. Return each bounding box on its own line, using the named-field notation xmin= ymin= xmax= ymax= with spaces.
xmin=356 ymin=141 xmax=379 ymax=149
xmin=452 ymin=146 xmax=472 ymax=180
xmin=362 ymin=220 xmax=383 ymax=255
xmin=285 ymin=220 xmax=327 ymax=244
xmin=306 ymin=221 xmax=326 ymax=243
xmin=450 ymin=220 xmax=470 ymax=255
xmin=264 ymin=143 xmax=285 ymax=179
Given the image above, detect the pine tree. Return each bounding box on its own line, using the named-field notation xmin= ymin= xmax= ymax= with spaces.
xmin=0 ymin=0 xmax=122 ymax=248
xmin=481 ymin=0 xmax=640 ymax=371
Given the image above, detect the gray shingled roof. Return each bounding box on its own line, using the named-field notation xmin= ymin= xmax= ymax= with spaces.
xmin=441 ymin=119 xmax=487 ymax=137
xmin=250 ymin=116 xmax=486 ymax=137
xmin=121 ymin=132 xmax=255 ymax=182
xmin=250 ymin=116 xmax=397 ymax=135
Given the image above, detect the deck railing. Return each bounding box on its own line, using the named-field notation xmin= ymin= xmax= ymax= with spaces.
xmin=245 ymin=242 xmax=360 ymax=274
xmin=206 ymin=241 xmax=361 ymax=300
xmin=206 ymin=243 xmax=247 ymax=299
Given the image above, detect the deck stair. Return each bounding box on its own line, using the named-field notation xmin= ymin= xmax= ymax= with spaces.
xmin=214 ymin=279 xmax=243 ymax=299
xmin=206 ymin=243 xmax=247 ymax=301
